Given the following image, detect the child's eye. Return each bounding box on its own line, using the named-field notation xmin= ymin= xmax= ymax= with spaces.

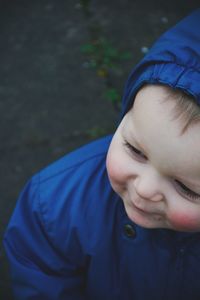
xmin=124 ymin=141 xmax=147 ymax=160
xmin=174 ymin=180 xmax=200 ymax=201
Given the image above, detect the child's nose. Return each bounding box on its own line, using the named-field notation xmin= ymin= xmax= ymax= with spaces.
xmin=134 ymin=173 xmax=164 ymax=202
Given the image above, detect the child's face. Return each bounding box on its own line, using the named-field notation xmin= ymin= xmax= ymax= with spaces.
xmin=106 ymin=85 xmax=200 ymax=232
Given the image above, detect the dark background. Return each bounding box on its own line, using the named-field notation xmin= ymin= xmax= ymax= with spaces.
xmin=0 ymin=1 xmax=199 ymax=299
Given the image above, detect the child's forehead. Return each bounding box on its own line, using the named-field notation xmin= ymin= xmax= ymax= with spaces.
xmin=132 ymin=84 xmax=200 ymax=135
xmin=132 ymin=85 xmax=176 ymax=125
xmin=132 ymin=85 xmax=200 ymax=147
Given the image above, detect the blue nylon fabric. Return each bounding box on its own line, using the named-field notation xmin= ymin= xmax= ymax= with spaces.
xmin=121 ymin=8 xmax=200 ymax=118
xmin=3 ymin=9 xmax=200 ymax=300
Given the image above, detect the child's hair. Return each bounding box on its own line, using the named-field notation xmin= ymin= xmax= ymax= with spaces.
xmin=148 ymin=83 xmax=200 ymax=134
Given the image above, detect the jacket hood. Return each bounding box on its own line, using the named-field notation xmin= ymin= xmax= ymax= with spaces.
xmin=121 ymin=8 xmax=200 ymax=118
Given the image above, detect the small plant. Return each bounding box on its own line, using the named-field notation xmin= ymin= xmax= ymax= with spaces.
xmin=79 ymin=3 xmax=132 ymax=130
xmin=81 ymin=37 xmax=131 ymax=109
xmin=81 ymin=37 xmax=131 ymax=76
xmin=104 ymin=88 xmax=121 ymax=104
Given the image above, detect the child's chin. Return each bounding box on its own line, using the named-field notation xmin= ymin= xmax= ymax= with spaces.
xmin=125 ymin=206 xmax=165 ymax=229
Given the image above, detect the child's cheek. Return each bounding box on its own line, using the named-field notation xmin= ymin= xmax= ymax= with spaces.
xmin=106 ymin=153 xmax=122 ymax=184
xmin=106 ymin=149 xmax=125 ymax=190
xmin=169 ymin=211 xmax=200 ymax=232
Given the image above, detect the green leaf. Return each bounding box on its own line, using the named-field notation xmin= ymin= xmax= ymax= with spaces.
xmin=119 ymin=51 xmax=132 ymax=60
xmin=89 ymin=59 xmax=97 ymax=68
xmin=105 ymin=88 xmax=121 ymax=103
xmin=104 ymin=47 xmax=118 ymax=58
xmin=80 ymin=43 xmax=96 ymax=54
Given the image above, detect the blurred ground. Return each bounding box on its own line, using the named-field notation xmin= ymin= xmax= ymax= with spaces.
xmin=0 ymin=1 xmax=199 ymax=299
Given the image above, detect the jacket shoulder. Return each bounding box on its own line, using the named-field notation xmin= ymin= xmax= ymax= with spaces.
xmin=31 ymin=134 xmax=117 ymax=253
xmin=38 ymin=135 xmax=113 ymax=182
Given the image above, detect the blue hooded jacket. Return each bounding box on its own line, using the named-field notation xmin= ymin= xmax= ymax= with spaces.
xmin=4 ymin=9 xmax=200 ymax=300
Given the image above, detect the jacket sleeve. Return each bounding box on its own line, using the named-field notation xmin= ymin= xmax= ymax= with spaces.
xmin=3 ymin=175 xmax=87 ymax=300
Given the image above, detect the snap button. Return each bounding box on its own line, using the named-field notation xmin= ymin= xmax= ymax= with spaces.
xmin=124 ymin=224 xmax=136 ymax=238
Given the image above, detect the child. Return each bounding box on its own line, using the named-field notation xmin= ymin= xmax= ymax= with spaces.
xmin=4 ymin=9 xmax=200 ymax=300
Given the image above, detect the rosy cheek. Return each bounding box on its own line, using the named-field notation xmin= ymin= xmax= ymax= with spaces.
xmin=106 ymin=151 xmax=127 ymax=194
xmin=106 ymin=154 xmax=117 ymax=180
xmin=107 ymin=150 xmax=123 ymax=181
xmin=169 ymin=211 xmax=200 ymax=231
